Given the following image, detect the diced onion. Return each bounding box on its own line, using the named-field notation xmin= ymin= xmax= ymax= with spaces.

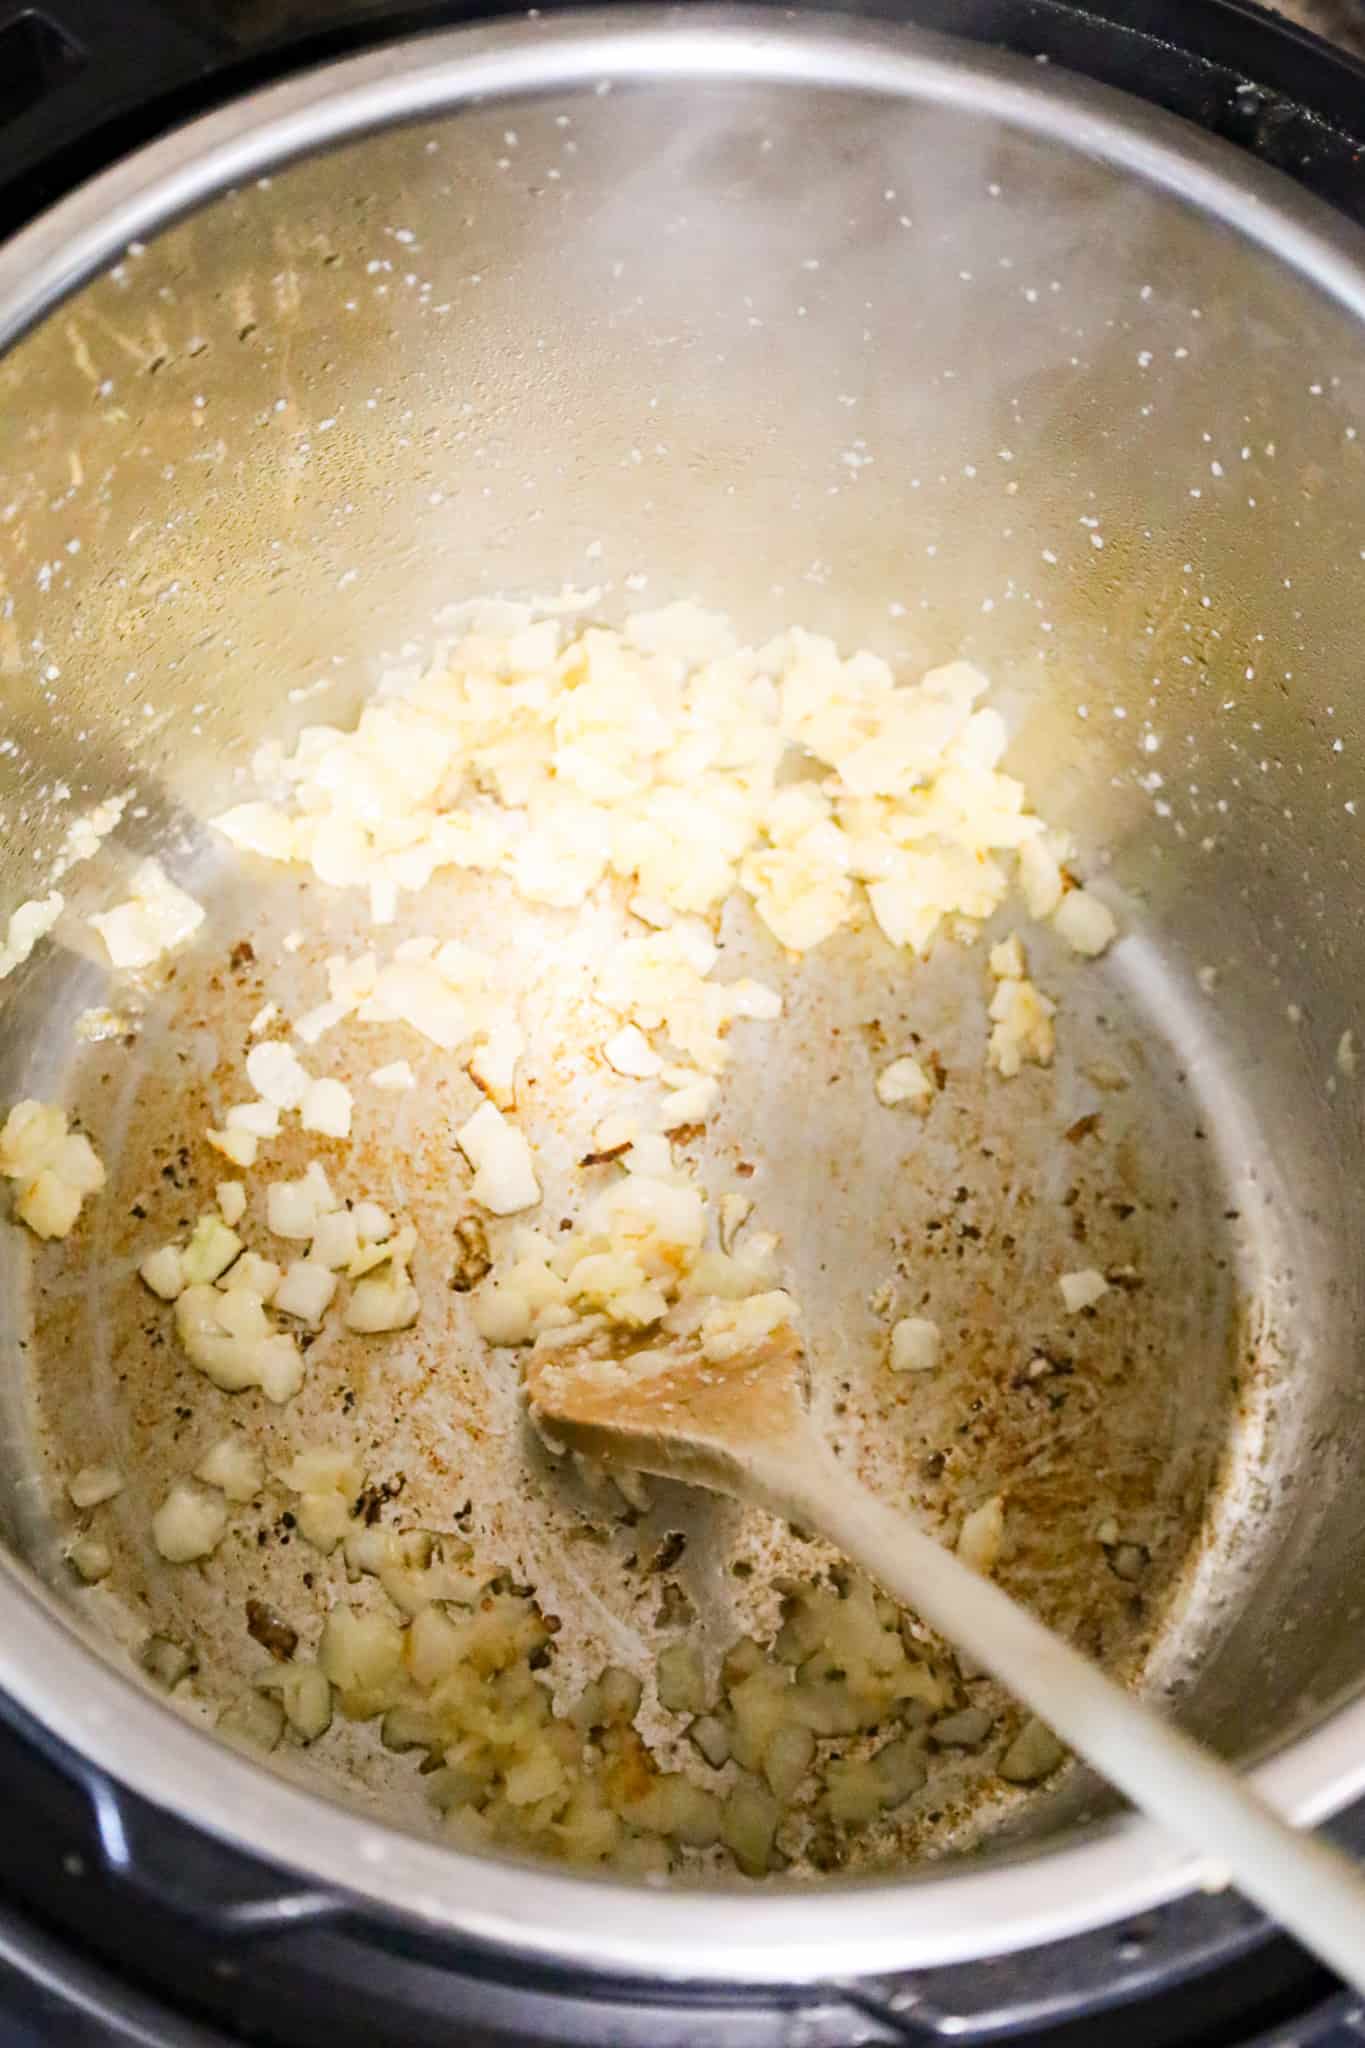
xmin=318 ymin=1605 xmax=404 ymax=1695
xmin=1059 ymin=1267 xmax=1109 ymax=1313
xmin=90 ymin=859 xmax=205 ymax=971
xmin=875 ymin=1057 xmax=932 ymax=1110
xmin=195 ymin=1436 xmax=264 ymax=1501
xmin=218 ymin=1251 xmax=280 ymax=1301
xmin=603 ymin=1024 xmax=662 ymax=1079
xmin=309 ymin=1209 xmax=359 ymax=1269
xmin=68 ymin=1536 xmax=112 ymax=1583
xmin=246 ymin=1041 xmax=311 ymax=1111
xmin=352 ymin=1201 xmax=391 ymax=1243
xmin=181 ymin=1214 xmax=242 ymax=1286
xmin=456 ymin=1101 xmax=541 ymax=1215
xmin=369 ymin=1060 xmax=415 ymax=1092
xmin=139 ymin=1244 xmax=186 ymax=1301
xmin=278 ymin=1662 xmax=333 ymax=1741
xmin=207 ymin=1127 xmax=258 ymax=1168
xmin=1052 ymin=887 xmax=1118 ymax=958
xmin=345 ymin=1268 xmax=420 ymax=1333
xmin=300 ymin=1076 xmax=353 ymax=1139
xmin=889 ymin=1317 xmax=940 ymax=1373
xmin=273 ymin=1260 xmax=338 ymax=1325
xmin=0 ymin=1100 xmax=105 ymax=1240
xmin=68 ymin=1463 xmax=124 ymax=1508
xmin=957 ymin=1495 xmax=1005 ymax=1575
xmin=152 ymin=1483 xmax=227 ymax=1563
xmin=225 ymin=1100 xmax=281 ymax=1138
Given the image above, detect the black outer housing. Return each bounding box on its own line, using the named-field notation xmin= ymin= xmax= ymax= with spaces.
xmin=3 ymin=2 xmax=1365 ymax=2041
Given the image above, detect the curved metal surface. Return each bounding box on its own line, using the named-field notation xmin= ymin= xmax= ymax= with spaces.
xmin=2 ymin=5 xmax=1365 ymax=1990
xmin=8 ymin=7 xmax=1365 ymax=350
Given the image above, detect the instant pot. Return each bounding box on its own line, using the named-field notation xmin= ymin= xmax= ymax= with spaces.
xmin=5 ymin=0 xmax=1365 ymax=2040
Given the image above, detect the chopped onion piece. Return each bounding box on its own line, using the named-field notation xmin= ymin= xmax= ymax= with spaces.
xmin=274 ymin=1260 xmax=338 ymax=1325
xmin=0 ymin=1100 xmax=65 ymax=1180
xmin=999 ymin=1716 xmax=1065 ymax=1784
xmin=68 ymin=1463 xmax=124 ymax=1509
xmin=75 ymin=1006 xmax=132 ymax=1043
xmin=174 ymin=1284 xmax=303 ymax=1402
xmin=296 ymin=1493 xmax=353 ymax=1552
xmin=721 ymin=1781 xmax=779 ymax=1876
xmin=625 ymin=1133 xmax=673 ymax=1179
xmin=218 ymin=1690 xmax=284 ymax=1753
xmin=55 ymin=1132 xmax=105 ymax=1196
xmin=889 ymin=1317 xmax=940 ymax=1373
xmin=216 ymin=1180 xmax=247 ymax=1227
xmin=658 ymin=1075 xmax=719 ymax=1128
xmin=1018 ymin=836 xmax=1064 ymax=920
xmin=987 ymin=976 xmax=1055 ymax=1079
xmin=139 ymin=1244 xmax=186 ymax=1301
xmin=456 ymin=1101 xmax=541 ymax=1215
xmin=225 ymin=1100 xmax=281 ymax=1138
xmin=68 ymin=1536 xmax=112 ymax=1583
xmin=278 ymin=1662 xmax=332 ymax=1741
xmin=1052 ymin=887 xmax=1118 ymax=958
xmin=214 ymin=802 xmax=297 ymax=861
xmin=318 ymin=1605 xmax=403 ymax=1695
xmin=141 ymin=1635 xmax=194 ymax=1688
xmin=345 ymin=1267 xmax=420 ymax=1333
xmin=246 ymin=1041 xmax=311 ymax=1111
xmin=16 ymin=1170 xmax=81 ymax=1240
xmin=181 ymin=1214 xmax=242 ymax=1285
xmin=1059 ymin=1267 xmax=1109 ymax=1313
xmin=0 ymin=1101 xmax=105 ymax=1239
xmin=300 ymin=1076 xmax=353 ymax=1139
xmin=472 ymin=1282 xmax=533 ymax=1346
xmin=591 ymin=1112 xmax=638 ymax=1157
xmin=468 ymin=1012 xmax=524 ymax=1106
xmin=90 ymin=859 xmax=205 ymax=971
xmin=207 ymin=1126 xmax=257 ymax=1169
xmin=266 ymin=1163 xmax=337 ymax=1239
xmin=699 ymin=1291 xmax=795 ymax=1362
xmin=309 ymin=1209 xmax=359 ymax=1269
xmin=281 ymin=1448 xmax=361 ymax=1496
xmin=369 ymin=1060 xmax=415 ymax=1092
xmin=957 ymin=1495 xmax=1005 ymax=1575
xmin=195 ymin=1436 xmax=264 ymax=1501
xmin=347 ymin=1221 xmax=416 ymax=1279
xmin=152 ymin=1483 xmax=227 ymax=1563
xmin=257 ymin=1338 xmax=307 ymax=1404
xmin=352 ymin=1200 xmax=391 ymax=1243
xmin=603 ymin=1024 xmax=662 ymax=1079
xmin=218 ymin=1251 xmax=280 ymax=1301
xmin=0 ymin=892 xmax=63 ymax=981
xmin=875 ymin=1056 xmax=933 ymax=1110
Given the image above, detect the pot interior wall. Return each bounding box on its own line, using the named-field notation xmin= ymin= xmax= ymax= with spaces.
xmin=2 ymin=49 xmax=1365 ymax=1871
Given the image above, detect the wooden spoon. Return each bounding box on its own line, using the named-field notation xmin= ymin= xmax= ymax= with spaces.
xmin=528 ymin=1325 xmax=1365 ymax=1992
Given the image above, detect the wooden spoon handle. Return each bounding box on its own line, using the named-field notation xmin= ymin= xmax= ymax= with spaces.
xmin=767 ymin=1445 xmax=1365 ymax=1993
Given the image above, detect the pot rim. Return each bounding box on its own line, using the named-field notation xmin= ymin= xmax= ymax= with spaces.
xmin=2 ymin=5 xmax=1365 ymax=1984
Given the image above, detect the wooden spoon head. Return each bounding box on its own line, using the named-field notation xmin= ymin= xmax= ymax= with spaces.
xmin=525 ymin=1325 xmax=809 ymax=1494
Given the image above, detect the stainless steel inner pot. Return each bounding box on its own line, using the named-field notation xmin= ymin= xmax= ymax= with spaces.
xmin=3 ymin=6 xmax=1365 ymax=1986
